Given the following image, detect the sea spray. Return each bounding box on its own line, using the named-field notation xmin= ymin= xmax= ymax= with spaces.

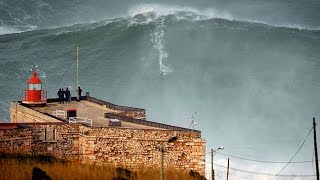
xmin=150 ymin=16 xmax=172 ymax=76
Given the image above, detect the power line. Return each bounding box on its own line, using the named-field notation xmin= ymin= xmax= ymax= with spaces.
xmin=204 ymin=152 xmax=314 ymax=177
xmin=216 ymin=169 xmax=279 ymax=180
xmin=49 ymin=57 xmax=76 ymax=98
xmin=270 ymin=127 xmax=313 ymax=179
xmin=215 ymin=151 xmax=314 ymax=164
xmin=215 ymin=170 xmax=256 ymax=180
xmin=206 ymin=162 xmax=315 ymax=177
xmin=215 ymin=169 xmax=316 ymax=180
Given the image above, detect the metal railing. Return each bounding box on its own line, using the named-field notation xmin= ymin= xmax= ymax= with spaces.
xmin=52 ymin=110 xmax=66 ymax=119
xmin=68 ymin=117 xmax=92 ymax=127
xmin=22 ymin=90 xmax=27 ymax=101
xmin=22 ymin=90 xmax=47 ymax=101
xmin=43 ymin=90 xmax=47 ymax=101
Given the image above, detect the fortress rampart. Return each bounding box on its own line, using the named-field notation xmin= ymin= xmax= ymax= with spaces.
xmin=0 ymin=95 xmax=206 ymax=175
xmin=0 ymin=123 xmax=205 ymax=175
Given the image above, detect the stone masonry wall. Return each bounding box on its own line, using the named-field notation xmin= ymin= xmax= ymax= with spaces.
xmin=0 ymin=127 xmax=32 ymax=153
xmin=10 ymin=102 xmax=61 ymax=123
xmin=0 ymin=124 xmax=80 ymax=160
xmin=0 ymin=124 xmax=205 ymax=175
xmin=79 ymin=126 xmax=205 ymax=175
xmin=118 ymin=111 xmax=146 ymax=120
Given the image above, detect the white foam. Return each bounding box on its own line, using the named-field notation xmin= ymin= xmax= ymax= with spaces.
xmin=150 ymin=16 xmax=173 ymax=76
xmin=127 ymin=4 xmax=320 ymax=31
xmin=128 ymin=4 xmax=234 ymax=22
xmin=238 ymin=18 xmax=320 ymax=31
xmin=0 ymin=26 xmax=21 ymax=35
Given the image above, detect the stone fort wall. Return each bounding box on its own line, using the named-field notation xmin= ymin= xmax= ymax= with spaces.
xmin=0 ymin=123 xmax=205 ymax=175
xmin=0 ymin=123 xmax=80 ymax=160
xmin=10 ymin=102 xmax=62 ymax=123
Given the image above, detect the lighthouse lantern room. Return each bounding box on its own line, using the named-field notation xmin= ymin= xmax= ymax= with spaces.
xmin=22 ymin=68 xmax=47 ymax=105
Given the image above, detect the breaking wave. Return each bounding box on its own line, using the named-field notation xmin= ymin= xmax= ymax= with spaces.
xmin=0 ymin=2 xmax=320 ymax=180
xmin=1 ymin=3 xmax=319 ymax=36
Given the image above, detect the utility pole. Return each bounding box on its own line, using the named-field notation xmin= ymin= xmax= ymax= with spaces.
xmin=226 ymin=158 xmax=230 ymax=180
xmin=122 ymin=141 xmax=126 ymax=169
xmin=160 ymin=137 xmax=177 ymax=180
xmin=211 ymin=149 xmax=214 ymax=180
xmin=314 ymin=117 xmax=319 ymax=180
xmin=210 ymin=147 xmax=224 ymax=180
xmin=160 ymin=143 xmax=164 ymax=180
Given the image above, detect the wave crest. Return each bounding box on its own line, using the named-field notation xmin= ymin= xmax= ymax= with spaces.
xmin=0 ymin=26 xmax=21 ymax=35
xmin=128 ymin=4 xmax=234 ymax=22
xmin=126 ymin=4 xmax=320 ymax=31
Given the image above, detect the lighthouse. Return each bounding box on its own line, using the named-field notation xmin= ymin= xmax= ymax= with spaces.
xmin=22 ymin=68 xmax=47 ymax=105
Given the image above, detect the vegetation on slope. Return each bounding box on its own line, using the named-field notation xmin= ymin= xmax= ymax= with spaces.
xmin=0 ymin=154 xmax=205 ymax=180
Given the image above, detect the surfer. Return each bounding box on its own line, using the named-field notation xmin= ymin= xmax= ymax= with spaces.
xmin=160 ymin=71 xmax=164 ymax=77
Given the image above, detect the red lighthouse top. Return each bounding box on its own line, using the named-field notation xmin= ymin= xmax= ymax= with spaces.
xmin=22 ymin=67 xmax=47 ymax=105
xmin=27 ymin=71 xmax=42 ymax=84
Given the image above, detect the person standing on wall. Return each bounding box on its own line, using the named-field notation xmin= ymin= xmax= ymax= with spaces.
xmin=57 ymin=88 xmax=62 ymax=104
xmin=65 ymin=87 xmax=71 ymax=102
xmin=61 ymin=88 xmax=65 ymax=104
xmin=76 ymin=86 xmax=82 ymax=101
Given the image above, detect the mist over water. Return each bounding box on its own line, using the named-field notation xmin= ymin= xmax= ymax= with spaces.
xmin=1 ymin=1 xmax=320 ymax=179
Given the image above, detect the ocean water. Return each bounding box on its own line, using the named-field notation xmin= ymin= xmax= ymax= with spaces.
xmin=0 ymin=1 xmax=320 ymax=179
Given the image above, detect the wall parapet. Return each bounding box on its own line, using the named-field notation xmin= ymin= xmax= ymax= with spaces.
xmin=10 ymin=102 xmax=62 ymax=123
xmin=104 ymin=113 xmax=201 ymax=136
xmin=86 ymin=96 xmax=145 ymax=116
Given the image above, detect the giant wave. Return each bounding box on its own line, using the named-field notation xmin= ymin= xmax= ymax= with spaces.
xmin=1 ymin=3 xmax=320 ymax=180
xmin=1 ymin=4 xmax=320 ymax=36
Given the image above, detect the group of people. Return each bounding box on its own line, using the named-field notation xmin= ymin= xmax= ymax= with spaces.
xmin=57 ymin=88 xmax=71 ymax=104
xmin=57 ymin=86 xmax=83 ymax=104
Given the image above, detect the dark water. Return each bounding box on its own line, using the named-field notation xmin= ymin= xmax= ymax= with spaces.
xmin=1 ymin=1 xmax=320 ymax=179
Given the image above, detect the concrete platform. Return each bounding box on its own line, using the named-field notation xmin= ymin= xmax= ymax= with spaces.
xmin=32 ymin=100 xmax=163 ymax=129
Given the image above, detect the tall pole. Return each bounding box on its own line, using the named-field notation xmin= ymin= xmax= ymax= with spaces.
xmin=160 ymin=143 xmax=164 ymax=180
xmin=76 ymin=45 xmax=79 ymax=101
xmin=77 ymin=45 xmax=79 ymax=87
xmin=226 ymin=158 xmax=230 ymax=180
xmin=313 ymin=117 xmax=320 ymax=180
xmin=122 ymin=141 xmax=126 ymax=169
xmin=76 ymin=22 xmax=80 ymax=101
xmin=211 ymin=149 xmax=214 ymax=180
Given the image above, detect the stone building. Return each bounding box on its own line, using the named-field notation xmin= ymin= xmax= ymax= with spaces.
xmin=0 ymin=95 xmax=206 ymax=175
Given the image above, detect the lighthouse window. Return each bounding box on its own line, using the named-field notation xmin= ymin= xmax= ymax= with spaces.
xmin=29 ymin=84 xmax=41 ymax=90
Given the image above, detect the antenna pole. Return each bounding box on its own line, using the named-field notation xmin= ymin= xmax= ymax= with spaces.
xmin=190 ymin=112 xmax=197 ymax=130
xmin=77 ymin=45 xmax=79 ymax=87
xmin=313 ymin=117 xmax=320 ymax=180
xmin=76 ymin=23 xmax=80 ymax=101
xmin=192 ymin=116 xmax=194 ymax=130
xmin=76 ymin=45 xmax=79 ymax=101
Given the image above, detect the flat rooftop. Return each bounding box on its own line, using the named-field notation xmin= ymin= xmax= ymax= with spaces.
xmin=32 ymin=100 xmax=164 ymax=130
